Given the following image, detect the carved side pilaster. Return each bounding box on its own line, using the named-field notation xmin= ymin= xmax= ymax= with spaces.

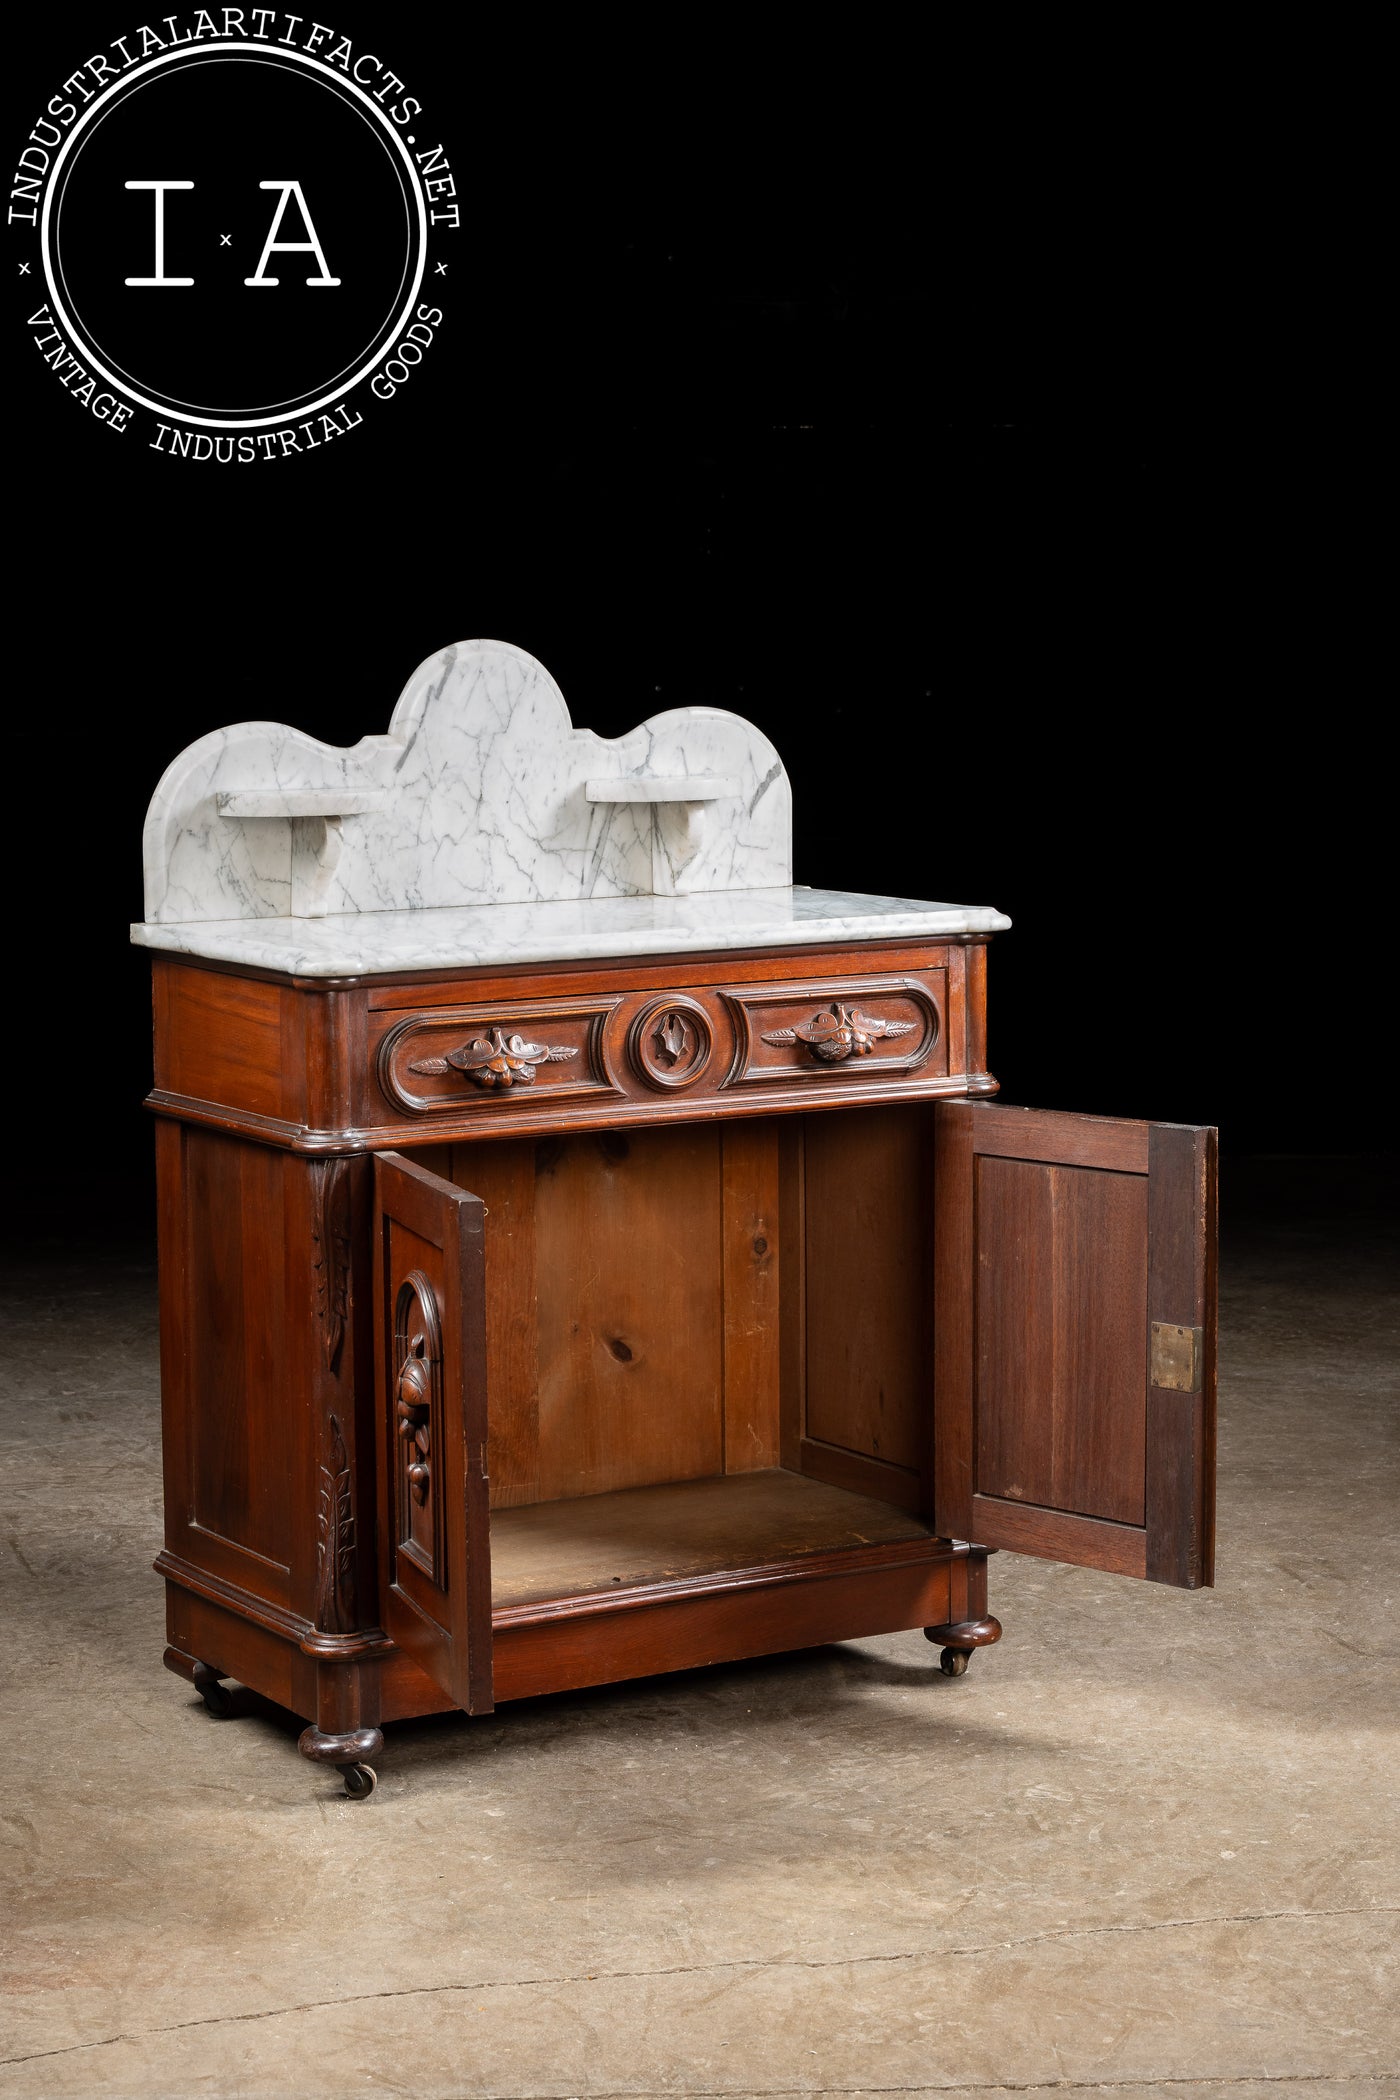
xmin=312 ymin=1157 xmax=352 ymax=1372
xmin=314 ymin=1411 xmax=358 ymax=1635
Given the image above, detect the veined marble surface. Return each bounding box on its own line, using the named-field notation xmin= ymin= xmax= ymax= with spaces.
xmin=130 ymin=886 xmax=1013 ymax=979
xmin=143 ymin=640 xmax=791 ymax=924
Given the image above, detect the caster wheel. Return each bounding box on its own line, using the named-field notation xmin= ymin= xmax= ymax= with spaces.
xmin=196 ymin=1675 xmax=233 ymax=1717
xmin=940 ymin=1647 xmax=970 ymax=1677
xmin=339 ymin=1762 xmax=377 ymax=1800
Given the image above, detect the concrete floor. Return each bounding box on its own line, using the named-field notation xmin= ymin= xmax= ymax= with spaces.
xmin=1 ymin=1159 xmax=1396 ymax=2099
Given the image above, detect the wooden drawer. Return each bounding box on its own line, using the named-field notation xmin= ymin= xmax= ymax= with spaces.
xmin=377 ymin=994 xmax=626 ymax=1116
xmin=146 ymin=944 xmax=987 ymax=1149
xmin=375 ymin=969 xmax=947 ymax=1123
xmin=722 ymin=972 xmax=946 ymax=1090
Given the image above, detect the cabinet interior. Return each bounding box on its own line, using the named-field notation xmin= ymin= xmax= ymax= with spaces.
xmin=413 ymin=1104 xmax=936 ymax=1608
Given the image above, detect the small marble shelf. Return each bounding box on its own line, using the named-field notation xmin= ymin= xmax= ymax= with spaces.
xmin=584 ymin=776 xmax=738 ymax=803
xmin=216 ymin=790 xmax=388 ymax=818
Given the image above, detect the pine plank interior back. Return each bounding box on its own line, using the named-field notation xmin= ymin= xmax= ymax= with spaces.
xmin=534 ymin=1126 xmax=726 ymax=1499
xmin=438 ymin=1115 xmax=934 ymax=1521
xmin=442 ymin=1129 xmax=736 ymax=1507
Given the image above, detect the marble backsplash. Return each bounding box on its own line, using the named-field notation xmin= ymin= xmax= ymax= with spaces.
xmin=143 ymin=639 xmax=792 ymax=924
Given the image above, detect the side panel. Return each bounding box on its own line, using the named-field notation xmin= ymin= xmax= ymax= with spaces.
xmin=799 ymin=1106 xmax=930 ymax=1514
xmin=374 ymin=1152 xmax=492 ymax=1712
xmin=158 ymin=1122 xmax=296 ymax=1608
xmin=933 ymin=1103 xmax=1217 ymax=1589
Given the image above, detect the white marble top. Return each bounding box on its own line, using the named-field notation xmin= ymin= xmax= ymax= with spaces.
xmin=130 ymin=886 xmax=1012 ymax=979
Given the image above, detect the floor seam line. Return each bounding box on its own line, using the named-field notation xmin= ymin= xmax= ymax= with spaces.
xmin=3 ymin=1904 xmax=1396 ymax=2069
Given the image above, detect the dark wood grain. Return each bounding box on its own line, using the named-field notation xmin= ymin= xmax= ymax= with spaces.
xmin=803 ymin=1106 xmax=931 ymax=1477
xmin=184 ymin=1127 xmax=292 ymax=1585
xmin=961 ymin=1105 xmax=1148 ymax=1173
xmin=446 ymin=1139 xmax=541 ymax=1511
xmin=720 ymin=1122 xmax=782 ymax=1472
xmin=933 ymin=1101 xmax=1215 ymax=1591
xmin=931 ymin=1100 xmax=977 ymax=1539
xmin=777 ymin=1119 xmax=806 ymax=1473
xmin=490 ymin=1555 xmax=957 ymax=1703
xmin=148 ymin=947 xmax=984 ymax=1154
xmin=795 ymin=1437 xmax=923 ymax=1514
xmin=146 ymin=926 xmax=1221 ymax=1793
xmin=361 ymin=940 xmax=965 ymax=1009
xmin=969 ymin=1493 xmax=1149 ymax=1577
xmin=1146 ymin=1123 xmax=1219 ymax=1588
xmin=373 ymin=1152 xmax=493 ymax=1715
xmin=974 ymin=1154 xmax=1147 ymax=1525
xmin=152 ymin=959 xmax=293 ymax=1122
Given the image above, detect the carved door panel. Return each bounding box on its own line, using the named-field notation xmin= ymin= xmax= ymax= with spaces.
xmin=374 ymin=1152 xmax=493 ymax=1711
xmin=932 ymin=1103 xmax=1217 ymax=1589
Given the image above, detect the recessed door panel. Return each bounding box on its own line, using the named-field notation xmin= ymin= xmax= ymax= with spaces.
xmin=934 ymin=1104 xmax=1216 ymax=1588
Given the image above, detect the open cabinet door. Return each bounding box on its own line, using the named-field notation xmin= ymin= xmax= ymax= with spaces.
xmin=374 ymin=1152 xmax=493 ymax=1711
xmin=933 ymin=1104 xmax=1217 ymax=1588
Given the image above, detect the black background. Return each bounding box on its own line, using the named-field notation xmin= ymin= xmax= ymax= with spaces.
xmin=4 ymin=12 xmax=1386 ymax=1239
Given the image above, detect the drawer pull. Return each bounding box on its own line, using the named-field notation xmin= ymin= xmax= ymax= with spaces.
xmin=409 ymin=1026 xmax=580 ymax=1091
xmin=762 ymin=1001 xmax=916 ymax=1064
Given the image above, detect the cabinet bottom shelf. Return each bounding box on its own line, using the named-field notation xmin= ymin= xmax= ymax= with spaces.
xmin=490 ymin=1468 xmax=935 ymax=1617
xmin=160 ymin=1472 xmax=975 ymax=1723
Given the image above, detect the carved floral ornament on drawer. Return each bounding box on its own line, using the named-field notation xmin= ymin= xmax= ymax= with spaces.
xmin=629 ymin=995 xmax=713 ymax=1090
xmin=654 ymin=1011 xmax=691 ymax=1065
xmin=762 ymin=1001 xmax=918 ymax=1064
xmin=409 ymin=1026 xmax=579 ymax=1091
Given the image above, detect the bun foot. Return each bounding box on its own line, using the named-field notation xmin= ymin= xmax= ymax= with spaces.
xmin=924 ymin=1615 xmax=1002 ymax=1677
xmin=163 ymin=1648 xmax=236 ymax=1717
xmin=193 ymin=1663 xmax=233 ymax=1717
xmin=299 ymin=1725 xmax=384 ymax=1801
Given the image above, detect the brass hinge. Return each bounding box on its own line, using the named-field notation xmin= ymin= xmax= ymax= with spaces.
xmin=1151 ymin=1320 xmax=1203 ymax=1392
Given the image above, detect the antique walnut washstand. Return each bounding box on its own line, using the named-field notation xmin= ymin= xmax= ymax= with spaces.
xmin=133 ymin=641 xmax=1217 ymax=1799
